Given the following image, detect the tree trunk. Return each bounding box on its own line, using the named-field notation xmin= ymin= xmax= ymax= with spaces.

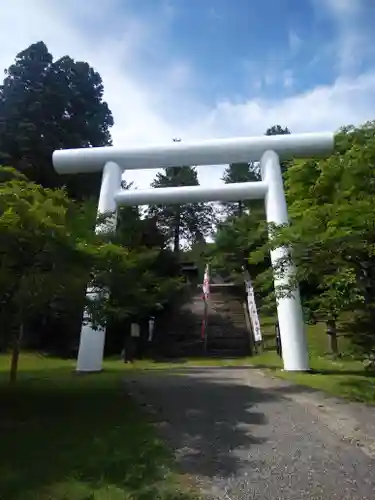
xmin=173 ymin=209 xmax=181 ymax=253
xmin=326 ymin=319 xmax=338 ymax=355
xmin=238 ymin=201 xmax=243 ymax=217
xmin=9 ymin=323 xmax=24 ymax=385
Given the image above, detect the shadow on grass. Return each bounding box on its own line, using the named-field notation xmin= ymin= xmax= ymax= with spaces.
xmin=122 ymin=367 xmax=316 ymax=481
xmin=0 ymin=370 xmax=197 ymax=500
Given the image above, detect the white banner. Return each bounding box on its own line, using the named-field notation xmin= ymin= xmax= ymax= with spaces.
xmin=245 ymin=276 xmax=262 ymax=342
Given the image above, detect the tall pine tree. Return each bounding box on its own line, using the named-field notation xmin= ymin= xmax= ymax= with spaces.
xmin=0 ymin=41 xmax=114 ymax=199
xmin=265 ymin=124 xmax=291 ymax=174
xmin=221 ymin=162 xmax=260 ymax=217
xmin=148 ymin=166 xmax=215 ymax=254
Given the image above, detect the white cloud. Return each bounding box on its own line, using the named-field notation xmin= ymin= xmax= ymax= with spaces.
xmin=1 ymin=0 xmax=375 ymax=191
xmin=313 ymin=0 xmax=370 ymax=75
xmin=323 ymin=0 xmax=361 ymax=16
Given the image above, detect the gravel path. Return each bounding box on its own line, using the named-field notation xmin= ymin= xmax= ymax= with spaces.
xmin=124 ymin=366 xmax=375 ymax=500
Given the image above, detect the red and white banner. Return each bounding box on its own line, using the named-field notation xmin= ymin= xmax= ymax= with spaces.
xmin=201 ymin=264 xmax=210 ymax=341
xmin=202 ymin=263 xmax=210 ymax=300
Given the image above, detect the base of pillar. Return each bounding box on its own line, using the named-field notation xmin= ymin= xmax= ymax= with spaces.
xmin=75 ymin=369 xmax=104 ymax=375
xmin=281 ymin=368 xmax=312 ymax=373
xmin=76 ymin=323 xmax=106 ymax=372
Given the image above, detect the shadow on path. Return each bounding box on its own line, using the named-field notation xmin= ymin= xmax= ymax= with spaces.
xmin=125 ymin=367 xmax=375 ymax=500
xmin=124 ymin=367 xmax=306 ymax=480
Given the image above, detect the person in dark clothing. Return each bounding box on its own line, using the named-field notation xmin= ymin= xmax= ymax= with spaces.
xmin=122 ymin=335 xmax=134 ymax=363
xmin=275 ymin=321 xmax=282 ymax=358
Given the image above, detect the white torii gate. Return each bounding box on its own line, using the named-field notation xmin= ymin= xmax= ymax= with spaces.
xmin=53 ymin=132 xmax=334 ymax=372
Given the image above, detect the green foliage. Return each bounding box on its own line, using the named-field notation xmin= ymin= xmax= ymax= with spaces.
xmin=0 ymin=168 xmax=92 ymax=348
xmin=210 ymin=211 xmax=267 ymax=281
xmin=0 ymin=42 xmax=199 ymax=363
xmin=113 ymin=204 xmax=185 ymax=318
xmin=265 ymin=125 xmax=290 ymax=136
xmin=0 ymin=41 xmax=114 ymax=199
xmin=0 ymin=165 xmax=184 ymax=360
xmin=265 ymin=124 xmax=292 ymax=174
xmin=209 ymin=121 xmax=375 ymax=356
xmin=208 ymin=207 xmax=273 ymax=314
xmin=117 ymin=205 xmax=166 ymax=250
xmin=251 ymin=121 xmax=375 ymax=353
xmin=149 ymin=166 xmax=216 ymax=252
xmin=88 ymin=244 xmax=184 ymax=328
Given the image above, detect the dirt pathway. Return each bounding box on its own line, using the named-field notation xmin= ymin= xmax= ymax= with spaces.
xmin=124 ymin=366 xmax=375 ymax=500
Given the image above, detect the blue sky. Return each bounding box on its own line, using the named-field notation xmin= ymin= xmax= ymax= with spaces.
xmin=122 ymin=0 xmax=349 ymax=101
xmin=115 ymin=0 xmax=375 ymax=99
xmin=1 ymin=0 xmax=375 ymax=187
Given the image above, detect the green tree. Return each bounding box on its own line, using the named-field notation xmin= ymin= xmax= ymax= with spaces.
xmin=0 ymin=168 xmax=93 ymax=382
xmin=148 ymin=166 xmax=216 ymax=253
xmin=0 ymin=41 xmax=113 ymax=199
xmin=211 ymin=211 xmax=267 ymax=282
xmin=265 ymin=125 xmax=291 ymax=136
xmin=117 ymin=204 xmax=167 ymax=251
xmin=0 ymin=166 xmax=185 ymax=375
xmin=251 ymin=122 xmax=375 ymax=356
xmin=115 ymin=203 xmax=184 ymax=317
xmin=265 ymin=124 xmax=291 ymax=174
xmin=85 ymin=198 xmax=186 ymax=353
xmin=221 ymin=162 xmax=260 ymax=216
xmin=88 ymin=244 xmax=183 ymax=329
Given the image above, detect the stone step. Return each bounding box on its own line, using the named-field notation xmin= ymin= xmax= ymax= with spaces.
xmin=207 ymin=351 xmax=249 ymax=358
xmin=208 ymin=340 xmax=249 ymax=350
xmin=209 ymin=316 xmax=244 ymax=320
xmin=209 ymin=309 xmax=245 ymax=315
xmin=207 ymin=333 xmax=248 ymax=341
xmin=208 ymin=324 xmax=247 ymax=330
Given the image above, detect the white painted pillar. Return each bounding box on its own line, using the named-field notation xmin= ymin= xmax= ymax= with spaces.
xmin=260 ymin=150 xmax=309 ymax=371
xmin=76 ymin=161 xmax=122 ymax=372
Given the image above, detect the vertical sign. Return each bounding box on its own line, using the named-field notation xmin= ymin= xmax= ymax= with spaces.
xmin=244 ymin=273 xmax=262 ymax=342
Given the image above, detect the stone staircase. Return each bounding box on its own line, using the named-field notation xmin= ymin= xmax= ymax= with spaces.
xmin=206 ymin=284 xmax=251 ymax=356
xmin=157 ymin=289 xmax=205 ymax=357
xmin=157 ymin=282 xmax=252 ymax=358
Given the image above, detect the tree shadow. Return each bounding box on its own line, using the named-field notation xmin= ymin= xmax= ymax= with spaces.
xmin=0 ymin=370 xmax=195 ymax=500
xmin=123 ymin=367 xmax=309 ymax=481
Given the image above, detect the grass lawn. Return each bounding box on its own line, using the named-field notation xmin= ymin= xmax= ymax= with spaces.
xmin=249 ymin=318 xmax=375 ymax=404
xmin=0 ymin=353 xmax=199 ymax=500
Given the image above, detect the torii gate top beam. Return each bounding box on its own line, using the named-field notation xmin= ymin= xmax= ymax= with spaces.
xmin=52 ymin=132 xmax=334 ymax=174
